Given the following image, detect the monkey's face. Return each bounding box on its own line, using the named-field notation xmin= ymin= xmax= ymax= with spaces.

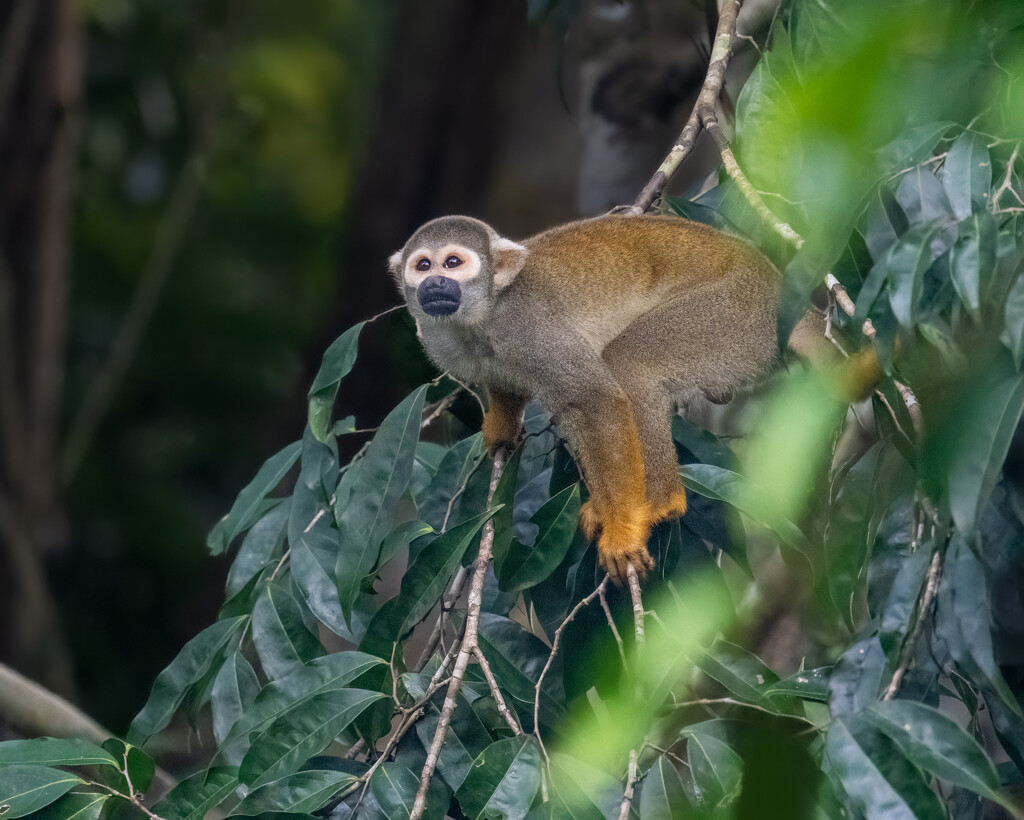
xmin=389 ymin=216 xmax=529 ymax=326
xmin=391 ymin=243 xmax=493 ymax=324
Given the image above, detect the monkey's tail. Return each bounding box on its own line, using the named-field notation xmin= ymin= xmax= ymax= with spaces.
xmin=787 ymin=309 xmax=883 ymax=402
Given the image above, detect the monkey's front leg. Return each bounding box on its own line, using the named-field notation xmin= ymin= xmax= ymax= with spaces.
xmin=481 ymin=387 xmax=528 ymax=451
xmin=558 ymin=390 xmax=654 ymax=584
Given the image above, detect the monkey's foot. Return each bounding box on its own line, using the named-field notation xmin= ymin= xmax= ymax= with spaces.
xmin=647 ymin=488 xmax=688 ymax=524
xmin=595 ymin=511 xmax=654 ymax=586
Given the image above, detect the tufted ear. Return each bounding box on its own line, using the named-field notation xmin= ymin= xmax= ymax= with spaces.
xmin=388 ymin=250 xmax=403 ymax=274
xmin=491 ymin=236 xmax=528 ymax=290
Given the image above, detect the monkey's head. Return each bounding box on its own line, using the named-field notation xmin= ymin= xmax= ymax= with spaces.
xmin=389 ymin=216 xmax=528 ymax=325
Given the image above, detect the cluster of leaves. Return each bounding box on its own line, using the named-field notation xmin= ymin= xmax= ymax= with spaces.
xmin=4 ymin=0 xmax=1024 ymax=818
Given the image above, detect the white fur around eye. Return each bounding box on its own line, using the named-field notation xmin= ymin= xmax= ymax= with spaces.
xmin=403 ymin=246 xmax=481 ymax=286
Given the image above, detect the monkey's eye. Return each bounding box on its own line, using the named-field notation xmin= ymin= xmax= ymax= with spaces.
xmin=443 ymin=255 xmax=463 ymax=269
xmin=415 ymin=258 xmax=431 ymax=271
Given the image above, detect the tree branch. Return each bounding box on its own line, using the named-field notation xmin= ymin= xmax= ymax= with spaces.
xmin=882 ymin=548 xmax=943 ymax=701
xmin=410 ymin=447 xmax=508 ymax=820
xmin=632 ymin=0 xmax=742 ymax=213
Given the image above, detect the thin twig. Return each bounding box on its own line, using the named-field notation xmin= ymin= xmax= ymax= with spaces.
xmin=632 ymin=0 xmax=743 ymax=212
xmin=991 ymin=143 xmax=1022 ymax=212
xmin=617 ymin=749 xmax=640 ymax=820
xmin=882 ymin=548 xmax=943 ymax=700
xmin=534 ymin=576 xmax=609 ymax=764
xmin=410 ymin=448 xmax=508 ymax=820
xmin=421 ymin=388 xmax=462 ymax=429
xmin=414 ymin=565 xmax=470 ymax=672
xmin=626 ymin=565 xmax=646 ymax=645
xmin=618 ymin=565 xmax=646 ymax=820
xmin=474 ymin=646 xmax=522 ymax=734
xmin=598 ymin=581 xmax=629 ymax=669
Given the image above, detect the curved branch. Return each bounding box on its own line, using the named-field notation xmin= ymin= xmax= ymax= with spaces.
xmin=632 ymin=0 xmax=743 ymax=213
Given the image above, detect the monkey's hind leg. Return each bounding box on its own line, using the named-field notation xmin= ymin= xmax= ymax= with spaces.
xmin=601 ymin=337 xmax=687 ymax=529
xmin=553 ymin=389 xmax=654 ymax=584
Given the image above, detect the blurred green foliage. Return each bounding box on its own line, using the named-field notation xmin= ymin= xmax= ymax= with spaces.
xmin=63 ymin=0 xmax=391 ymax=729
xmin=7 ymin=0 xmax=1024 ymax=818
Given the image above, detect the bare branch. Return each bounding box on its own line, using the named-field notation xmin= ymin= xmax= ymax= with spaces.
xmin=882 ymin=548 xmax=943 ymax=701
xmin=410 ymin=448 xmax=508 ymax=820
xmin=474 ymin=646 xmax=522 ymax=735
xmin=632 ymin=0 xmax=743 ymax=212
xmin=626 ymin=564 xmax=646 ymax=645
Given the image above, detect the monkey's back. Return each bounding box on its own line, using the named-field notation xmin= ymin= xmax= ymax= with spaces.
xmin=512 ymin=215 xmax=780 ymax=361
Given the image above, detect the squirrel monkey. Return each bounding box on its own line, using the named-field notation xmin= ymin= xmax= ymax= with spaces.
xmin=389 ymin=215 xmax=835 ymax=584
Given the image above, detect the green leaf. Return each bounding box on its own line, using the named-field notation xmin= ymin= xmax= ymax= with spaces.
xmin=0 ymin=765 xmax=82 ymax=818
xmin=151 ymin=767 xmax=239 ymax=820
xmin=456 ymin=736 xmax=541 ymax=820
xmin=225 ymin=501 xmax=289 ymax=596
xmin=101 ymin=739 xmax=155 ymax=794
xmin=946 ymin=373 xmax=1024 ymax=539
xmin=219 ymin=651 xmax=386 ymax=764
xmin=941 ymin=132 xmax=992 ymax=220
xmin=682 ymin=724 xmax=743 ymax=809
xmin=828 ymin=635 xmax=887 ymax=717
xmin=886 ymin=224 xmax=942 ymax=328
xmin=369 ymin=763 xmax=447 ymax=820
xmin=694 ymin=642 xmax=778 ymax=706
xmin=128 ymin=616 xmax=248 ymax=744
xmin=763 ymin=667 xmax=830 ymax=703
xmin=361 ymin=510 xmax=495 ymax=658
xmin=878 ymin=545 xmax=933 ymax=656
xmin=865 ymin=700 xmax=1007 ymax=805
xmin=950 ymin=213 xmax=998 ymax=317
xmin=336 ymin=385 xmax=428 ymax=620
xmin=499 ymin=484 xmax=580 ymax=592
xmin=239 ymin=688 xmax=387 ymax=789
xmin=234 ymin=769 xmax=358 ymax=814
xmin=489 ymin=447 xmax=523 ymax=572
xmin=1003 ymin=272 xmax=1024 ymax=367
xmin=0 ymin=738 xmax=116 ymax=768
xmin=638 ymin=755 xmax=687 ymax=820
xmin=548 ymin=753 xmax=623 ymax=820
xmin=678 ymin=463 xmax=808 ymax=552
xmin=27 ymin=792 xmax=109 ymax=820
xmin=417 ymin=434 xmax=486 ymax=531
xmin=935 ymin=534 xmax=1022 ymax=715
xmin=252 ymin=581 xmax=324 ymax=680
xmin=208 ymin=442 xmax=301 ymax=555
xmin=308 ymin=322 xmax=365 ymax=443
xmin=212 ymin=652 xmax=261 ymax=746
xmin=289 ymin=515 xmax=350 ymax=639
xmin=825 ymin=715 xmax=945 ymax=820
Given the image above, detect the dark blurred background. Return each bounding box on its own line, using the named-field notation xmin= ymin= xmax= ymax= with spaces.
xmin=0 ymin=0 xmax=762 ymax=736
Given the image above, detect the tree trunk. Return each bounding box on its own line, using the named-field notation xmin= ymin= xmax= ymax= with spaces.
xmin=0 ymin=0 xmax=81 ymax=696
